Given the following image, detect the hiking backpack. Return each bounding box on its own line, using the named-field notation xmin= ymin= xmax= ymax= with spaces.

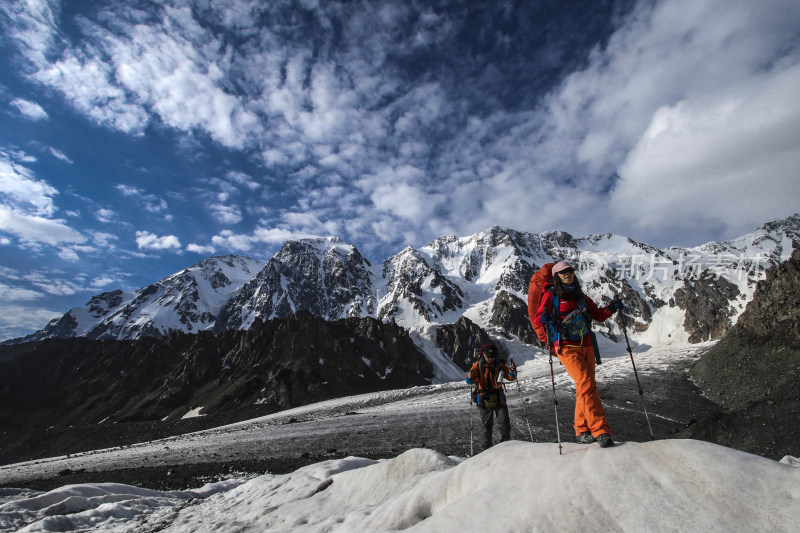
xmin=526 ymin=263 xmax=602 ymax=363
xmin=527 ymin=262 xmax=555 ymax=343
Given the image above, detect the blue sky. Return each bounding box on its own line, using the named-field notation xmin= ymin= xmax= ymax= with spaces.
xmin=1 ymin=0 xmax=799 ymax=341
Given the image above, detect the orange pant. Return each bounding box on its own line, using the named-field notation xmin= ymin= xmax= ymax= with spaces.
xmin=557 ymin=343 xmax=611 ymax=437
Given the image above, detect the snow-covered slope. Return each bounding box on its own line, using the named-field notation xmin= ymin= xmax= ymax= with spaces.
xmin=1 ymin=436 xmax=798 ymax=532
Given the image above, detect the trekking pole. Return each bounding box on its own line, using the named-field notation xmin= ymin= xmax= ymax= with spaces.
xmin=510 ymin=358 xmax=534 ymax=442
xmin=618 ymin=309 xmax=655 ymax=440
xmin=545 ymin=331 xmax=563 ymax=455
xmin=469 ymin=382 xmax=476 ymax=456
xmin=468 ymin=347 xmax=479 ymax=456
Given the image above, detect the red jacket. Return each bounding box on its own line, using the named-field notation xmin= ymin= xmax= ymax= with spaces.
xmin=534 ymin=288 xmax=613 ymax=347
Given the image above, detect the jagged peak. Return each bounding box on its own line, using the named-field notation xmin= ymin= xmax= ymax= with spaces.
xmin=277 ymin=236 xmax=365 ymax=258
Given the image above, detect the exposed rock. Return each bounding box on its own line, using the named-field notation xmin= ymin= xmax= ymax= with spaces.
xmin=216 ymin=239 xmax=375 ymax=331
xmin=673 ymin=270 xmax=740 ymax=342
xmin=681 ymin=247 xmax=800 ymax=460
xmin=435 ymin=317 xmax=493 ymax=370
xmin=490 ymin=291 xmax=538 ymax=345
xmin=0 ymin=312 xmax=432 ymax=431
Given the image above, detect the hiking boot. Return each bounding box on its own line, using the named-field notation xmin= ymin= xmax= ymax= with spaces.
xmin=596 ymin=433 xmax=615 ymax=448
xmin=576 ymin=432 xmax=596 ymax=444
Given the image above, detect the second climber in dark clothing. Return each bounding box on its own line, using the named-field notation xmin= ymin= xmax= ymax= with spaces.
xmin=466 ymin=343 xmax=517 ymax=451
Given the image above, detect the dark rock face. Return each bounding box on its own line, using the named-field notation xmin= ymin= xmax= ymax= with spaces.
xmin=683 ymin=247 xmax=800 ymax=460
xmin=0 ymin=312 xmax=432 ymax=431
xmin=673 ymin=270 xmax=740 ymax=343
xmin=88 ymin=289 xmax=124 ymax=316
xmin=490 ymin=291 xmax=538 ymax=345
xmin=435 ymin=316 xmax=493 ymax=370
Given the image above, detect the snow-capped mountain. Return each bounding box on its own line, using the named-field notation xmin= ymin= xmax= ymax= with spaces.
xmin=215 ymin=237 xmax=375 ymax=332
xmin=13 ymin=255 xmax=264 ymax=342
xmin=8 ymin=214 xmax=800 ymax=357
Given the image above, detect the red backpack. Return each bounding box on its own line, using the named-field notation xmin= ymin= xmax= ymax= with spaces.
xmin=527 ymin=263 xmax=555 ymax=343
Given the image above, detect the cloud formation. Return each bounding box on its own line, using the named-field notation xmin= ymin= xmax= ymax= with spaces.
xmin=136 ymin=231 xmax=181 ymax=251
xmin=10 ymin=97 xmax=48 ymax=120
xmin=5 ymin=0 xmax=798 ymax=256
xmin=0 ymin=150 xmax=86 ymax=246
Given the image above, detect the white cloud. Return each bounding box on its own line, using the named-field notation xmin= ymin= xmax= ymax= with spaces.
xmin=96 ymin=208 xmax=117 ymax=223
xmin=10 ymin=97 xmax=49 ymax=120
xmin=612 ymin=61 xmax=800 ymax=238
xmin=0 ymin=282 xmax=43 ymax=301
xmin=91 ymin=231 xmax=119 ymax=248
xmin=211 ymin=230 xmax=253 ymax=252
xmin=0 ymin=304 xmax=61 ymax=340
xmin=0 ymin=205 xmax=86 ymax=246
xmin=57 ymin=247 xmax=80 ymax=262
xmin=0 ymin=151 xmax=86 ymax=247
xmin=116 ymin=184 xmax=142 ymax=196
xmin=208 ymin=224 xmax=327 ymax=255
xmin=23 ymin=272 xmax=83 ymax=296
xmin=90 ymin=276 xmax=116 ymax=288
xmin=530 ymin=0 xmax=800 ymax=243
xmin=4 ymin=0 xmax=799 ymax=256
xmin=143 ymin=197 xmax=168 ymax=214
xmin=34 ymin=52 xmax=151 ymax=134
xmin=0 ymin=0 xmax=60 ymax=68
xmin=370 ymin=181 xmax=444 ymax=223
xmin=0 ymin=150 xmax=58 ymax=216
xmin=226 ymin=171 xmax=260 ymax=190
xmin=252 ymin=227 xmax=319 ymax=244
xmin=115 ymin=183 xmax=171 ymax=217
xmin=135 ymin=230 xmax=182 ymax=251
xmin=186 ymin=243 xmax=216 ymax=255
xmin=210 ymin=203 xmax=242 ymax=225
xmin=49 ymin=147 xmax=73 ymax=163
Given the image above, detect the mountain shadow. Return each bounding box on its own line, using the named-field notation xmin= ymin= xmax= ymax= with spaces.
xmin=0 ymin=311 xmax=433 ymax=463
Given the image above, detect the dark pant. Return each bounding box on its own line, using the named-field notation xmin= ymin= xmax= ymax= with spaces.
xmin=478 ymin=404 xmax=510 ymax=450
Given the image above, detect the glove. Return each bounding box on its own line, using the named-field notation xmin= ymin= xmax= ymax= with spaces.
xmin=509 ymin=362 xmax=517 ymax=373
xmin=607 ymin=299 xmax=624 ymax=311
xmin=539 ymin=313 xmax=552 ymax=324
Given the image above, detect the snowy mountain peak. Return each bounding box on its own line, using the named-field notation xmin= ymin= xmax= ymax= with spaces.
xmin=214 ymin=237 xmax=376 ymax=331
xmin=7 ymin=214 xmax=799 ymax=358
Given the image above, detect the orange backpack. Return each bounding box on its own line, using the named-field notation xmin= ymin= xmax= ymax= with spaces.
xmin=527 ymin=262 xmax=555 ymax=343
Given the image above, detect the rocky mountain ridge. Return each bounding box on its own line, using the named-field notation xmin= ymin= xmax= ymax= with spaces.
xmin=682 ymin=247 xmax=800 ymax=460
xmin=6 ymin=214 xmax=799 ymax=379
xmin=0 ymin=311 xmax=431 ymax=431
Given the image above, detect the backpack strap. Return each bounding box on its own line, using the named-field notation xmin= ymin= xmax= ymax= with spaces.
xmin=548 ymin=289 xmax=561 ymax=342
xmin=477 ymin=357 xmax=501 ymax=392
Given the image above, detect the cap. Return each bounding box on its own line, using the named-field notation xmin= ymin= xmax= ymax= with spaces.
xmin=552 ymin=261 xmax=575 ymax=274
xmin=480 ymin=343 xmax=498 ymax=358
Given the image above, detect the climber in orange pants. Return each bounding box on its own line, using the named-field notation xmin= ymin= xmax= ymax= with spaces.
xmin=533 ymin=261 xmax=623 ymax=448
xmin=555 ymin=343 xmax=611 ymax=437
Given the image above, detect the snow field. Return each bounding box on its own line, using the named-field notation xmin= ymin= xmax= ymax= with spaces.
xmin=2 ymin=440 xmax=798 ymax=532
